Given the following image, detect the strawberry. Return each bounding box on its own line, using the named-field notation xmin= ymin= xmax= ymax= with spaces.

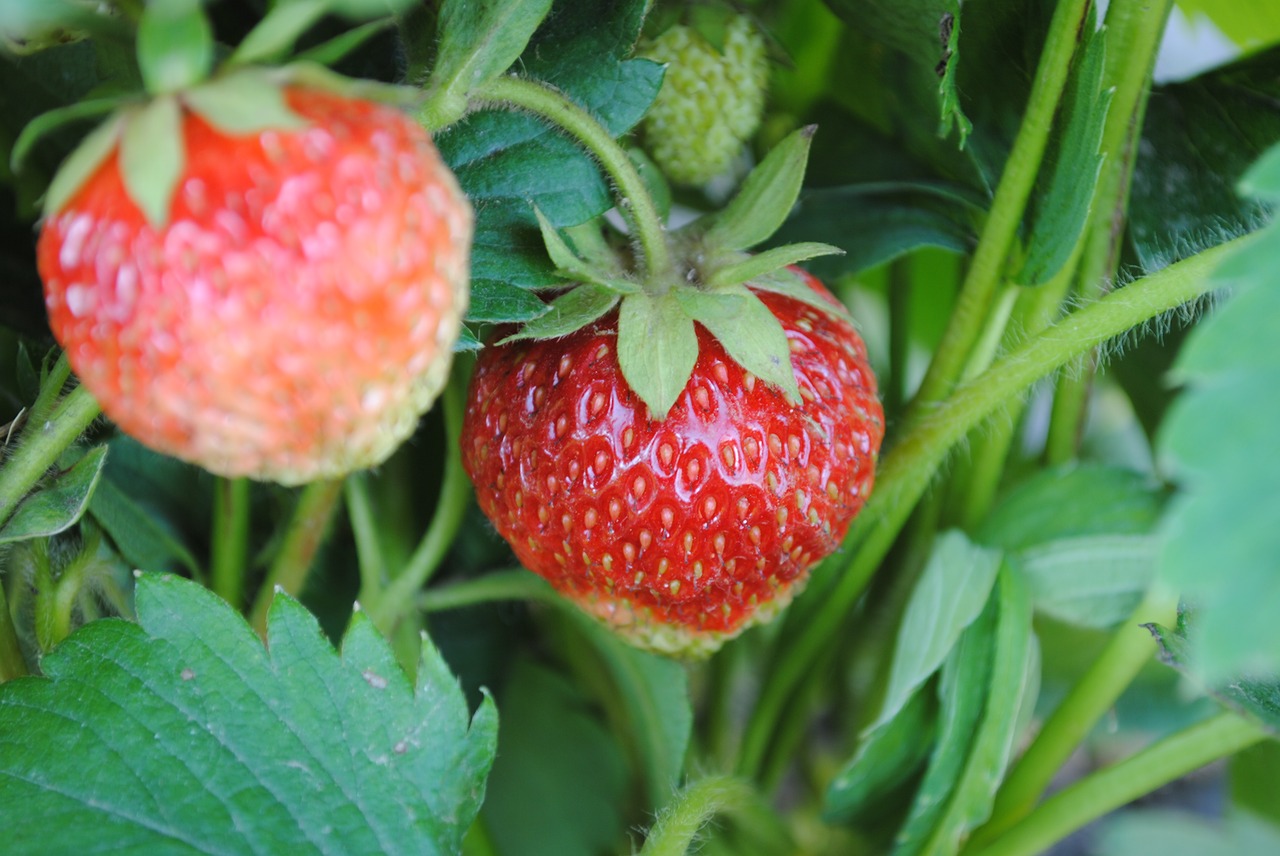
xmin=462 ymin=269 xmax=882 ymax=656
xmin=37 ymin=80 xmax=472 ymax=485
xmin=640 ymin=13 xmax=769 ymax=186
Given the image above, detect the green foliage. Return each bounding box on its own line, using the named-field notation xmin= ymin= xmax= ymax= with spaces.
xmin=0 ymin=573 xmax=497 ymax=854
xmin=3 ymin=1 xmax=1280 ymax=854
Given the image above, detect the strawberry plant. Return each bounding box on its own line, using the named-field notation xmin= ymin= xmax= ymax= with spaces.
xmin=1 ymin=0 xmax=1279 ymax=854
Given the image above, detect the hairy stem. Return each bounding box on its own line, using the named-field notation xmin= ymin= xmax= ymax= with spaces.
xmin=0 ymin=385 xmax=101 ymax=531
xmin=738 ymin=233 xmax=1248 ymax=779
xmin=0 ymin=584 xmax=27 ymax=681
xmin=472 ymin=75 xmax=673 ymax=282
xmin=249 ymin=478 xmax=344 ymax=636
xmin=1045 ymin=0 xmax=1175 ymax=461
xmin=910 ymin=0 xmax=1095 ymax=411
xmin=639 ymin=776 xmax=762 ymax=856
xmin=971 ymin=586 xmax=1179 ymax=846
xmin=347 ymin=473 xmax=389 ymax=608
xmin=210 ymin=477 xmax=251 ymax=609
xmin=417 ymin=569 xmax=555 ymax=613
xmin=965 ymin=712 xmax=1269 ymax=856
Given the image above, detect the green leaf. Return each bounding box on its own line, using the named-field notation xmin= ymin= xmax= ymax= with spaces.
xmin=866 ymin=531 xmax=1002 ymax=736
xmin=1175 ymin=0 xmax=1280 ymax=54
xmin=1157 ymin=207 xmax=1280 ymax=683
xmin=182 ymin=70 xmax=307 ymax=135
xmin=700 ymin=126 xmax=816 ymax=252
xmin=673 ymin=283 xmax=802 ymax=403
xmin=136 ymin=0 xmax=213 ymax=94
xmin=1148 ymin=614 xmax=1280 ymax=736
xmin=498 ymin=284 xmax=618 ymax=343
xmin=88 ymin=474 xmax=202 ymax=578
xmin=229 ymin=0 xmax=329 ymax=66
xmin=746 ymin=265 xmax=855 ymax=324
xmin=532 ymin=207 xmax=637 ymax=292
xmin=617 ymin=291 xmax=698 ymax=420
xmin=1012 ymin=534 xmax=1158 ymax=629
xmin=0 ymin=573 xmax=498 ymax=853
xmin=0 ymin=445 xmax=106 ymax=544
xmin=438 ymin=0 xmax=662 ymax=327
xmin=901 ymin=566 xmax=1035 ymax=856
xmin=825 ymin=684 xmax=938 ymax=824
xmin=1099 ymin=808 xmax=1280 ymax=856
xmin=769 ymin=182 xmax=979 ymax=279
xmin=40 ymin=111 xmax=122 ymax=217
xmin=892 ymin=590 xmax=998 ymax=854
xmin=425 ymin=0 xmax=554 ymax=128
xmin=1231 ymin=741 xmax=1280 ymax=825
xmin=1016 ymin=22 xmax=1111 ymax=285
xmin=466 ymin=277 xmax=552 ymax=323
xmin=118 ymin=95 xmax=184 ymax=229
xmin=978 ymin=464 xmax=1165 ymax=552
xmin=1129 ymin=49 xmax=1280 ymax=272
xmin=480 ymin=659 xmax=629 ymax=856
xmin=823 ymin=0 xmax=967 ymax=144
xmin=568 ymin=613 xmax=692 ymax=809
xmin=706 ymin=243 xmax=844 ymax=290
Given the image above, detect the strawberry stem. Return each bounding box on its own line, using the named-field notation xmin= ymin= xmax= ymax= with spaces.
xmin=639 ymin=776 xmax=762 ymax=856
xmin=210 ymin=477 xmax=251 ymax=610
xmin=0 ymin=585 xmax=26 ymax=681
xmin=1044 ymin=0 xmax=1176 ymax=463
xmin=962 ymin=712 xmax=1268 ymax=856
xmin=0 ymin=384 xmax=101 ymax=533
xmin=248 ymin=478 xmax=344 ymax=637
xmin=367 ymin=370 xmax=472 ymax=634
xmin=738 ymin=231 xmax=1251 ymax=783
xmin=972 ymin=586 xmax=1179 ymax=846
xmin=906 ymin=0 xmax=1094 ymax=416
xmin=472 ymin=76 xmax=674 ymax=284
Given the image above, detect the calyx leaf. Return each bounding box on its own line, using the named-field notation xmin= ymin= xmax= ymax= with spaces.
xmin=182 ymin=70 xmax=307 ymax=134
xmin=706 ymin=242 xmax=844 ymax=289
xmin=119 ymin=95 xmax=184 ymax=229
xmin=498 ymin=284 xmax=619 ymax=344
xmin=137 ymin=0 xmax=214 ymax=94
xmin=534 ymin=207 xmax=639 ymax=294
xmin=696 ymin=125 xmax=816 ymax=252
xmin=617 ymin=292 xmax=698 ymax=420
xmin=744 ymin=265 xmax=856 ymax=325
xmin=673 ymin=283 xmax=802 ymax=404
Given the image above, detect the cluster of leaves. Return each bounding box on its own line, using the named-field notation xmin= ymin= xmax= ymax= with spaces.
xmin=1 ymin=0 xmax=1280 ymax=854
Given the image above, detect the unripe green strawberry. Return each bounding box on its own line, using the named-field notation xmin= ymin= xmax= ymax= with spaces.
xmin=640 ymin=14 xmax=769 ymax=186
xmin=38 ymin=85 xmax=472 ymax=485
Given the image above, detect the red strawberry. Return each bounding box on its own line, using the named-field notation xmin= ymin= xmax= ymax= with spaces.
xmin=38 ymin=84 xmax=471 ymax=485
xmin=462 ymin=270 xmax=882 ymax=656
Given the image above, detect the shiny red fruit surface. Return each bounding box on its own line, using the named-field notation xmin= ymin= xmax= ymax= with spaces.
xmin=462 ymin=272 xmax=883 ymax=656
xmin=38 ymin=87 xmax=471 ymax=485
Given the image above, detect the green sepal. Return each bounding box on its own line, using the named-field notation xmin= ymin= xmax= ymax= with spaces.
xmin=617 ymin=292 xmax=698 ymax=420
xmin=498 ymin=284 xmax=620 ymax=344
xmin=673 ymin=283 xmax=801 ymax=404
xmin=137 ymin=0 xmax=214 ymax=94
xmin=0 ymin=446 xmax=108 ymax=545
xmin=183 ymin=70 xmax=308 ymax=135
xmin=11 ymin=97 xmax=124 ymax=177
xmin=41 ymin=112 xmax=125 ymax=218
xmin=534 ymin=207 xmax=640 ymax=294
xmin=228 ymin=0 xmax=329 ymax=67
xmin=696 ymin=125 xmax=816 ymax=252
xmin=293 ymin=18 xmax=394 ymax=67
xmin=275 ymin=61 xmax=423 ymax=107
xmin=423 ymin=0 xmax=555 ymax=131
xmin=119 ymin=95 xmax=185 ymax=230
xmin=706 ymin=242 xmax=844 ymax=289
xmin=745 ymin=265 xmax=855 ymax=326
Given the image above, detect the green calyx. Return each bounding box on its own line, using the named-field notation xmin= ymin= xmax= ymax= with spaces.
xmin=506 ymin=125 xmax=853 ymax=420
